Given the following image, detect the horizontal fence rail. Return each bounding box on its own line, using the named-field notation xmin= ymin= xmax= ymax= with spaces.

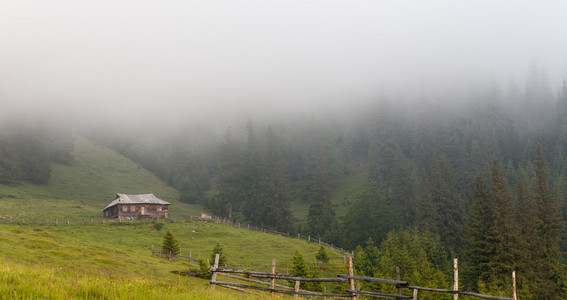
xmin=207 ymin=254 xmax=516 ymax=300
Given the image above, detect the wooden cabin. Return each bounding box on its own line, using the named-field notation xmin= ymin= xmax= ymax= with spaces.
xmin=102 ymin=193 xmax=170 ymax=220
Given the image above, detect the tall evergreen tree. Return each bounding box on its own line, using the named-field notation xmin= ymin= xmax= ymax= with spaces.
xmin=515 ymin=176 xmax=540 ymax=299
xmin=487 ymin=159 xmax=518 ymax=287
xmin=216 ymin=127 xmax=244 ymax=220
xmin=342 ymin=140 xmax=399 ymax=249
xmin=464 ymin=175 xmax=496 ymax=292
xmin=417 ymin=155 xmax=465 ymax=256
xmin=307 ymin=139 xmax=335 ymax=237
xmin=242 ymin=120 xmax=261 ymax=223
xmin=530 ymin=144 xmax=564 ymax=298
xmin=256 ymin=127 xmax=293 ymax=230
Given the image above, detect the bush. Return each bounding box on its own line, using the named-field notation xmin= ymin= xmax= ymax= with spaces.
xmin=152 ymin=222 xmax=164 ymax=231
xmin=196 ymin=256 xmax=212 ymax=279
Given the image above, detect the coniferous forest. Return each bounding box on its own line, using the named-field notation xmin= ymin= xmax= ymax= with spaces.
xmin=3 ymin=67 xmax=567 ymax=298
xmin=82 ymin=69 xmax=567 ymax=298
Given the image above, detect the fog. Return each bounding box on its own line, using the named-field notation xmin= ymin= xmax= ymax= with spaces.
xmin=1 ymin=0 xmax=566 ymax=128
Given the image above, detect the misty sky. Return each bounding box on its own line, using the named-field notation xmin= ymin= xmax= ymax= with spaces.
xmin=1 ymin=1 xmax=566 ymax=123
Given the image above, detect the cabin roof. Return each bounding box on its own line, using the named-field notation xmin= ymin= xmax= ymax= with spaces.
xmin=102 ymin=193 xmax=170 ymax=211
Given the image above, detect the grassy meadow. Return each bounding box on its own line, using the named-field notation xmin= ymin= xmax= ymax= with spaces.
xmin=0 ymin=136 xmax=348 ymax=298
xmin=0 ymin=136 xmax=202 ymax=219
xmin=0 ymin=223 xmax=274 ymax=299
xmin=0 ymin=220 xmax=346 ymax=299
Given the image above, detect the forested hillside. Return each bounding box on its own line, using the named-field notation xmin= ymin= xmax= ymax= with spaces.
xmin=83 ymin=70 xmax=567 ymax=297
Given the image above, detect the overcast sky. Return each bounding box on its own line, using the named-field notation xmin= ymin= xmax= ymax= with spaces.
xmin=1 ymin=0 xmax=566 ymax=124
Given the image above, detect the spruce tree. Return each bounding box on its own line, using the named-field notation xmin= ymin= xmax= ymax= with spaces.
xmin=515 ymin=176 xmax=540 ymax=299
xmin=307 ymin=139 xmax=335 ymax=237
xmin=465 ymin=175 xmax=495 ymax=291
xmin=242 ymin=120 xmax=261 ymax=224
xmin=315 ymin=245 xmax=329 ymax=263
xmin=161 ymin=230 xmax=180 ymax=256
xmin=531 ymin=145 xmax=564 ymax=298
xmin=216 ymin=127 xmax=244 ymax=220
xmin=210 ymin=242 xmax=227 ymax=267
xmin=488 ymin=160 xmax=518 ymax=287
xmin=417 ymin=155 xmax=465 ymax=256
xmin=257 ymin=127 xmax=292 ymax=230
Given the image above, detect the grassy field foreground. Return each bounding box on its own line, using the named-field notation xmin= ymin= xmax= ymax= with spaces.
xmin=0 ymin=220 xmax=345 ymax=299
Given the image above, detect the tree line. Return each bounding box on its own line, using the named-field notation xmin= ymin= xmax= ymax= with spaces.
xmin=88 ymin=66 xmax=567 ymax=298
xmin=0 ymin=121 xmax=74 ymax=184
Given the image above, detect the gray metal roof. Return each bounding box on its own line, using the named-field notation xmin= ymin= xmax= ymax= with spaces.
xmin=102 ymin=193 xmax=170 ymax=211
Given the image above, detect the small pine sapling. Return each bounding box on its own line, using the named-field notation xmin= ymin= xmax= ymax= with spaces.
xmin=210 ymin=242 xmax=227 ymax=267
xmin=315 ymin=245 xmax=330 ymax=264
xmin=161 ymin=230 xmax=180 ymax=256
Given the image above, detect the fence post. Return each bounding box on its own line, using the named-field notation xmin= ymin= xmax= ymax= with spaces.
xmin=308 ymin=235 xmax=311 ymax=242
xmin=356 ymin=283 xmax=361 ymax=300
xmin=271 ymin=258 xmax=277 ymax=296
xmin=453 ymin=258 xmax=459 ymax=300
xmin=294 ymin=280 xmax=300 ymax=300
xmin=67 ymin=218 xmax=70 ymax=225
xmin=211 ymin=253 xmax=220 ymax=290
xmin=151 ymin=244 xmax=154 ymax=255
xmin=512 ymin=270 xmax=517 ymax=300
xmin=396 ymin=266 xmax=401 ymax=295
xmin=348 ymin=256 xmax=355 ymax=300
xmin=413 ymin=288 xmax=419 ymax=300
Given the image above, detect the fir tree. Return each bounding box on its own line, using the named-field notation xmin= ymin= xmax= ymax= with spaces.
xmin=488 ymin=159 xmax=518 ymax=287
xmin=242 ymin=120 xmax=261 ymax=224
xmin=210 ymin=242 xmax=227 ymax=267
xmin=315 ymin=245 xmax=329 ymax=264
xmin=465 ymin=175 xmax=495 ymax=291
xmin=531 ymin=145 xmax=564 ymax=298
xmin=257 ymin=127 xmax=293 ymax=230
xmin=161 ymin=230 xmax=180 ymax=256
xmin=417 ymin=155 xmax=465 ymax=256
xmin=216 ymin=127 xmax=244 ymax=220
xmin=307 ymin=139 xmax=335 ymax=237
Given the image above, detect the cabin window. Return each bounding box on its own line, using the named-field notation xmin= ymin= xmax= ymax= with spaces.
xmin=122 ymin=206 xmax=127 ymax=212
xmin=157 ymin=206 xmax=162 ymax=212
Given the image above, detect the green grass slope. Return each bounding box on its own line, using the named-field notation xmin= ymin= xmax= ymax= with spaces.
xmin=0 ymin=136 xmax=202 ymax=219
xmin=0 ymin=220 xmax=347 ymax=299
xmin=0 ymin=223 xmax=258 ymax=299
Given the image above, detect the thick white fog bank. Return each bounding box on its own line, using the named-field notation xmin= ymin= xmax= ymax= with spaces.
xmin=1 ymin=0 xmax=566 ymax=125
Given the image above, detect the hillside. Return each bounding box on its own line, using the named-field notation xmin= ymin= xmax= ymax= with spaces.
xmin=0 ymin=136 xmax=203 ymax=219
xmin=0 ymin=220 xmax=345 ymax=299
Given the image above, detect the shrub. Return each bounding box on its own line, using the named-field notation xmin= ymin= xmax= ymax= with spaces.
xmin=196 ymin=256 xmax=212 ymax=279
xmin=152 ymin=222 xmax=164 ymax=231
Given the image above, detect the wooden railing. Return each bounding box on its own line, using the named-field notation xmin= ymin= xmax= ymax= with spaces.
xmin=209 ymin=254 xmax=516 ymax=300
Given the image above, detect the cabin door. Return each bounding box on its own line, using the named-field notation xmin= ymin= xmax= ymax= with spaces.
xmin=141 ymin=206 xmax=145 ymax=215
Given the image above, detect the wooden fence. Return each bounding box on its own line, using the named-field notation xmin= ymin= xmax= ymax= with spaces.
xmin=209 ymin=254 xmax=517 ymax=300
